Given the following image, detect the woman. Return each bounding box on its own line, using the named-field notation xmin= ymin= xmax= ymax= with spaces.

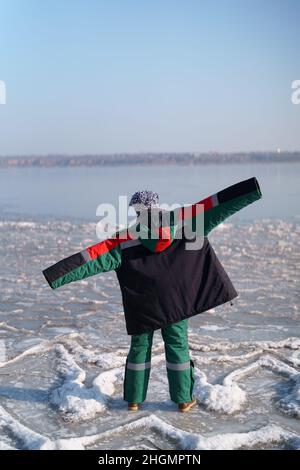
xmin=43 ymin=178 xmax=262 ymax=412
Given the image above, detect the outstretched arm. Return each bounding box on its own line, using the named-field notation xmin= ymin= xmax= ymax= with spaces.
xmin=43 ymin=234 xmax=125 ymax=289
xmin=178 ymin=177 xmax=262 ymax=236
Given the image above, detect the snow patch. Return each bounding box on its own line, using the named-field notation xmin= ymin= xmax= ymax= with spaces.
xmin=50 ymin=344 xmax=123 ymax=422
xmin=193 ymin=354 xmax=300 ymax=417
xmin=199 ymin=325 xmax=227 ymax=331
xmin=194 ymin=369 xmax=247 ymax=414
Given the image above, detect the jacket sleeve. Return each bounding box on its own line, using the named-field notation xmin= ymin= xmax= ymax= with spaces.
xmin=43 ymin=236 xmax=123 ymax=289
xmin=179 ymin=177 xmax=262 ymax=236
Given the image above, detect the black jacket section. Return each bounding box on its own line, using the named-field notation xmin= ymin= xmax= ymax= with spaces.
xmin=43 ymin=252 xmax=86 ymax=285
xmin=217 ymin=176 xmax=261 ymax=203
xmin=116 ymin=234 xmax=238 ymax=335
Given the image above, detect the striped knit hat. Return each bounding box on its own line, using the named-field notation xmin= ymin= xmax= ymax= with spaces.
xmin=129 ymin=190 xmax=159 ymax=212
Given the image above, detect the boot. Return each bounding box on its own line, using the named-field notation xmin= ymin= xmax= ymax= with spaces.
xmin=178 ymin=397 xmax=197 ymax=413
xmin=128 ymin=402 xmax=139 ymax=412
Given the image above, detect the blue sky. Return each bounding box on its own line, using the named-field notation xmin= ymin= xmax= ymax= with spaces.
xmin=0 ymin=0 xmax=299 ymax=154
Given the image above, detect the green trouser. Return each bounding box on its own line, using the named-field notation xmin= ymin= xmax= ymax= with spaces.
xmin=123 ymin=319 xmax=195 ymax=404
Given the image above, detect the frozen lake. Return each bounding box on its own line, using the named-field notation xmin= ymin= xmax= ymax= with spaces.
xmin=0 ymin=163 xmax=299 ymax=450
xmin=0 ymin=162 xmax=299 ymax=220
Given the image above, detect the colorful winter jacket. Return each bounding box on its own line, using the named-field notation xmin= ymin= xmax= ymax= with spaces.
xmin=43 ymin=177 xmax=262 ymax=335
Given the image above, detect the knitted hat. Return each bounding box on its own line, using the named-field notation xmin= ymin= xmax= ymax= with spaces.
xmin=129 ymin=190 xmax=159 ymax=212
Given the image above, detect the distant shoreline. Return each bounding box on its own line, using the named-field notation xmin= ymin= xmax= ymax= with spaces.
xmin=0 ymin=152 xmax=299 ymax=167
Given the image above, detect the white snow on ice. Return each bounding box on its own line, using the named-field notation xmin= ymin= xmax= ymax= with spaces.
xmin=0 ymin=218 xmax=299 ymax=449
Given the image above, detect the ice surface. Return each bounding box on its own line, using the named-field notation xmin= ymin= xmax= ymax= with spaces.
xmin=1 ymin=404 xmax=299 ymax=450
xmin=0 ymin=217 xmax=299 ymax=449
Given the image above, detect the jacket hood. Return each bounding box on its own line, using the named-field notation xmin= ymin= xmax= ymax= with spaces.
xmin=136 ymin=208 xmax=178 ymax=253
